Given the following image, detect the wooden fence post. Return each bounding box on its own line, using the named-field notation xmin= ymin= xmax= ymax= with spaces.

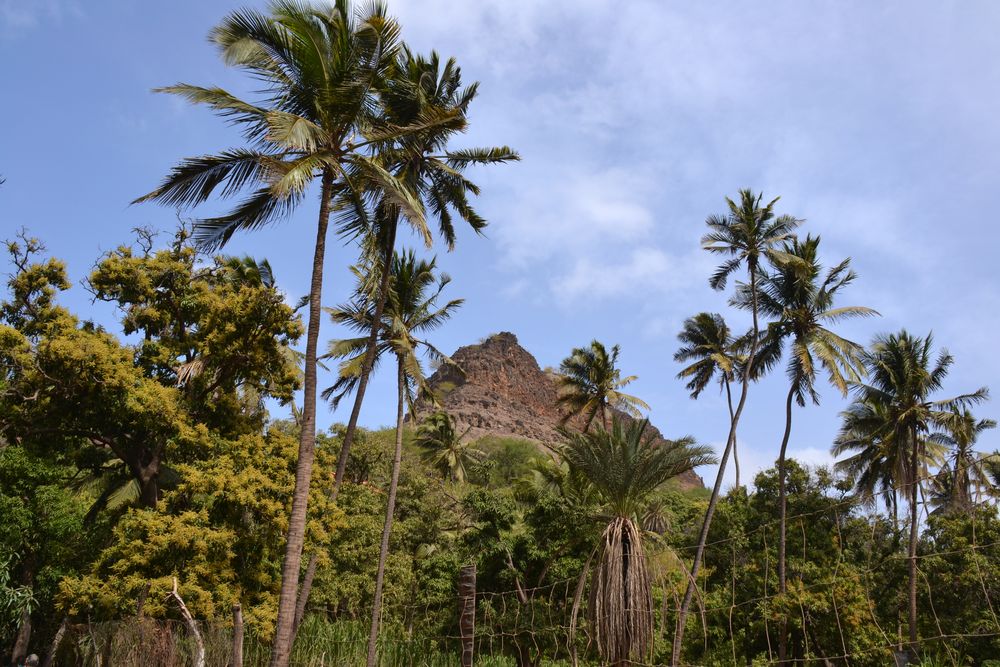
xmin=459 ymin=564 xmax=477 ymax=667
xmin=232 ymin=603 xmax=244 ymax=667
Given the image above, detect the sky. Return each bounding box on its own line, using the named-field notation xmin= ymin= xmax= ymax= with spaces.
xmin=3 ymin=0 xmax=1000 ymax=490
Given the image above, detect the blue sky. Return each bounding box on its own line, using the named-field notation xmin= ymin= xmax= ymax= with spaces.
xmin=3 ymin=0 xmax=999 ymax=489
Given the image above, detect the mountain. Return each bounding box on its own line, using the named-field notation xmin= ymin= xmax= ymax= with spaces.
xmin=413 ymin=332 xmax=705 ymax=490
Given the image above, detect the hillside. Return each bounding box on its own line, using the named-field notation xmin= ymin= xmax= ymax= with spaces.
xmin=413 ymin=331 xmax=705 ymax=491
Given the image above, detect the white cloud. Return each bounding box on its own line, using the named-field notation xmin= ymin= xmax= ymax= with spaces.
xmin=552 ymin=247 xmax=707 ymax=304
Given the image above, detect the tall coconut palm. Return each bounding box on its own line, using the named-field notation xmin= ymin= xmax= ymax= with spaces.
xmin=929 ymin=408 xmax=996 ymax=512
xmin=561 ymin=418 xmax=714 ymax=667
xmin=558 ymin=341 xmax=649 ymax=432
xmin=329 ymin=48 xmax=518 ymax=498
xmin=132 ymin=4 xmax=442 ymax=662
xmin=674 ymin=312 xmax=746 ymax=488
xmin=415 ymin=411 xmax=482 ymax=482
xmin=671 ymin=190 xmax=801 ymax=666
xmin=745 ymin=235 xmax=875 ymax=662
xmin=832 ymin=331 xmax=987 ymax=662
xmin=323 ymin=250 xmax=461 ymax=667
xmin=290 ymin=50 xmax=517 ymax=631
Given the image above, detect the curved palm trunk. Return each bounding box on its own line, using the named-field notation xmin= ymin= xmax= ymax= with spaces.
xmin=777 ymin=384 xmax=795 ymax=665
xmin=366 ymin=355 xmax=406 ymax=667
xmin=293 ymin=222 xmax=398 ymax=633
xmin=269 ymin=169 xmax=334 ymax=667
xmin=907 ymin=428 xmax=920 ymax=663
xmin=672 ymin=267 xmax=760 ymax=667
xmin=725 ymin=380 xmax=739 ymax=489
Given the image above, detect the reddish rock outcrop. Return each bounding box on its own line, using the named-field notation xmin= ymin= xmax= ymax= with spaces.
xmin=413 ymin=332 xmax=705 ymax=490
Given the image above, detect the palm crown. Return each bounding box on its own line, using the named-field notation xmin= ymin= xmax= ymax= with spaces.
xmin=557 ymin=340 xmax=650 ymax=432
xmin=136 ymin=0 xmax=432 ymax=249
xmin=748 ymin=234 xmax=876 ymax=405
xmin=415 ymin=411 xmax=481 ymax=483
xmin=323 ymin=250 xmax=462 ymax=408
xmin=701 ymin=188 xmax=803 ymax=291
xmin=930 ymin=408 xmax=997 ymax=511
xmin=560 ymin=418 xmax=713 ymax=518
xmin=674 ymin=312 xmax=742 ymax=400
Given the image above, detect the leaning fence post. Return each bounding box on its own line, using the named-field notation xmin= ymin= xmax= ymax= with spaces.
xmin=459 ymin=564 xmax=477 ymax=667
xmin=232 ymin=603 xmax=244 ymax=667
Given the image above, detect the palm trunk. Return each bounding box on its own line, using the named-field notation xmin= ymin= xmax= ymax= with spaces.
xmin=269 ymin=168 xmax=334 ymax=667
xmin=725 ymin=379 xmax=739 ymax=489
xmin=293 ymin=221 xmax=398 ymax=634
xmin=777 ymin=384 xmax=795 ymax=665
xmin=366 ymin=355 xmax=406 ymax=667
xmin=672 ymin=265 xmax=760 ymax=667
xmin=907 ymin=428 xmax=920 ymax=663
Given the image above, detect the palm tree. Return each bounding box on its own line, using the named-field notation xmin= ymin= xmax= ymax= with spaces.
xmin=930 ymin=408 xmax=997 ymax=512
xmin=292 ymin=51 xmax=516 ymax=630
xmin=746 ymin=235 xmax=875 ymax=662
xmin=415 ymin=411 xmax=482 ymax=482
xmin=557 ymin=341 xmax=649 ymax=432
xmin=323 ymin=250 xmax=461 ymax=667
xmin=561 ymin=418 xmax=713 ymax=666
xmin=132 ymin=4 xmax=438 ymax=662
xmin=672 ymin=190 xmax=801 ymax=666
xmin=329 ymin=47 xmax=518 ymax=498
xmin=674 ymin=312 xmax=745 ymax=488
xmin=832 ymin=331 xmax=987 ymax=662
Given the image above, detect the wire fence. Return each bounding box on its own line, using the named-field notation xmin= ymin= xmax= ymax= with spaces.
xmin=47 ymin=478 xmax=1000 ymax=667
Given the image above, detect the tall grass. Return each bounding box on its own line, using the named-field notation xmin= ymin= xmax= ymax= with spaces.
xmin=56 ymin=617 xmax=530 ymax=666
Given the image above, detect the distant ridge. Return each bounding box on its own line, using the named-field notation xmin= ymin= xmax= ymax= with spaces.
xmin=413 ymin=332 xmax=705 ymax=491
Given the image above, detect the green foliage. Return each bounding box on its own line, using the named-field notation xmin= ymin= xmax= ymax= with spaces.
xmin=57 ymin=426 xmax=342 ymax=636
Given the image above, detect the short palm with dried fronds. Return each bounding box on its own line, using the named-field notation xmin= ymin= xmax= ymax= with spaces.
xmin=557 ymin=341 xmax=649 ymax=432
xmin=560 ymin=418 xmax=714 ymax=666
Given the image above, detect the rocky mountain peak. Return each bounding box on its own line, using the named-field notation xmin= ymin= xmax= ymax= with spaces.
xmin=414 ymin=332 xmax=705 ymax=491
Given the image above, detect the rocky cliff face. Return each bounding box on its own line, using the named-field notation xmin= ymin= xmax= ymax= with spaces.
xmin=413 ymin=332 xmax=705 ymax=490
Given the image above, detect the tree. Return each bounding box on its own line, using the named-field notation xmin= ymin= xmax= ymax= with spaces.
xmin=132 ymin=3 xmax=444 ymax=661
xmin=324 ymin=250 xmax=461 ymax=666
xmin=674 ymin=312 xmax=744 ymax=487
xmin=557 ymin=340 xmax=649 ymax=432
xmin=745 ymin=234 xmax=874 ymax=661
xmin=297 ymin=46 xmax=517 ymax=637
xmin=672 ymin=190 xmax=801 ymax=666
xmin=415 ymin=411 xmax=482 ymax=483
xmin=561 ymin=418 xmax=713 ymax=666
xmin=1 ymin=231 xmax=300 ymax=510
xmin=329 ymin=46 xmax=518 ymax=500
xmin=832 ymin=331 xmax=987 ymax=662
xmin=929 ymin=408 xmax=997 ymax=512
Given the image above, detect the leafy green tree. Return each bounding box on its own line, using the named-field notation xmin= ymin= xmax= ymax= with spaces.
xmin=132 ymin=2 xmax=439 ymax=659
xmin=1 ymin=231 xmax=300 ymax=509
xmin=744 ymin=234 xmax=874 ymax=659
xmin=557 ymin=340 xmax=649 ymax=432
xmin=58 ymin=424 xmax=341 ymax=637
xmin=832 ymin=331 xmax=987 ymax=661
xmin=674 ymin=312 xmax=745 ymax=487
xmin=562 ymin=418 xmax=713 ymax=666
xmin=673 ymin=190 xmax=801 ymax=666
xmin=918 ymin=504 xmax=1000 ymax=662
xmin=0 ymin=445 xmax=91 ymax=665
xmin=687 ymin=462 xmax=892 ymax=666
xmin=415 ymin=411 xmax=481 ymax=483
xmin=324 ymin=250 xmax=460 ymax=666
